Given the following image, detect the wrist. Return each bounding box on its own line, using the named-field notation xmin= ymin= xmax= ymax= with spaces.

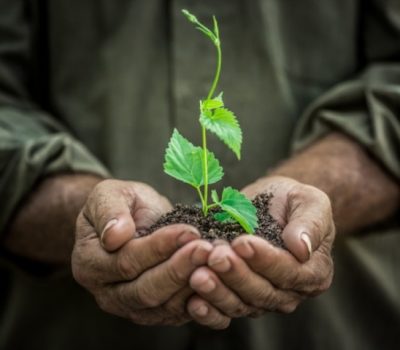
xmin=267 ymin=133 xmax=399 ymax=233
xmin=4 ymin=173 xmax=104 ymax=264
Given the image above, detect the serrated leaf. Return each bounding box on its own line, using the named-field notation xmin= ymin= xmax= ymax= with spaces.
xmin=214 ymin=211 xmax=235 ymax=223
xmin=200 ymin=107 xmax=242 ymax=159
xmin=164 ymin=129 xmax=223 ymax=187
xmin=216 ymin=187 xmax=258 ymax=233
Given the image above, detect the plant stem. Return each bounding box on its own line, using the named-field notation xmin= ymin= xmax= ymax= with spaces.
xmin=202 ymin=125 xmax=209 ymax=215
xmin=206 ymin=44 xmax=222 ymax=101
xmin=196 ymin=186 xmax=205 ymax=210
xmin=202 ymin=23 xmax=222 ymax=216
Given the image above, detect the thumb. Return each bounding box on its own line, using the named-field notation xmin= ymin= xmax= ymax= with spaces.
xmin=282 ymin=190 xmax=332 ymax=263
xmin=82 ymin=180 xmax=137 ymax=252
xmin=281 ymin=221 xmax=315 ymax=263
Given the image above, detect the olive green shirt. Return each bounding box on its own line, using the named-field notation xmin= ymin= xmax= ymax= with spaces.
xmin=1 ymin=0 xmax=399 ymax=349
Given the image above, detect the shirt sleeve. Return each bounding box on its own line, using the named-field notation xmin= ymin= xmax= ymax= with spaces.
xmin=0 ymin=0 xmax=109 ymax=234
xmin=292 ymin=2 xmax=400 ymax=179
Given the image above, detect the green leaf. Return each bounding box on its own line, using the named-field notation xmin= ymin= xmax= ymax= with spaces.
xmin=211 ymin=189 xmax=219 ymax=203
xmin=213 ymin=211 xmax=235 ymax=223
xmin=200 ymin=107 xmax=242 ymax=159
xmin=201 ymin=98 xmax=224 ymax=110
xmin=215 ymin=187 xmax=258 ymax=233
xmin=164 ymin=129 xmax=223 ymax=187
xmin=196 ymin=26 xmax=217 ymax=43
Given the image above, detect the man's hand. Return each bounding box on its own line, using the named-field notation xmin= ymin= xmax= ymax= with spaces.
xmin=186 ymin=176 xmax=335 ymax=328
xmin=185 ymin=131 xmax=400 ymax=329
xmin=72 ymin=179 xmax=213 ymax=326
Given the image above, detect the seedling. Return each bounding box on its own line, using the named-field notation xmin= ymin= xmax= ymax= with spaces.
xmin=163 ymin=9 xmax=258 ymax=233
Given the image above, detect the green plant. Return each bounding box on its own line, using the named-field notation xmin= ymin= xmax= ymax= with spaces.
xmin=163 ymin=9 xmax=258 ymax=233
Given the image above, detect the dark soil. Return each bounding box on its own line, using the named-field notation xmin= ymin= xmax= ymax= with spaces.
xmin=141 ymin=193 xmax=285 ymax=248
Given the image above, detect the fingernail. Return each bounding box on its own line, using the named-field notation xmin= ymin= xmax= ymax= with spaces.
xmin=209 ymin=257 xmax=231 ymax=272
xmin=191 ymin=244 xmax=212 ymax=265
xmin=235 ymin=240 xmax=255 ymax=259
xmin=101 ymin=219 xmax=118 ymax=245
xmin=195 ymin=305 xmax=208 ymax=317
xmin=300 ymin=233 xmax=312 ymax=260
xmin=200 ymin=278 xmax=216 ymax=293
xmin=177 ymin=230 xmax=201 ymax=248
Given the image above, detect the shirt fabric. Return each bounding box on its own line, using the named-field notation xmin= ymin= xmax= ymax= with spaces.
xmin=0 ymin=0 xmax=399 ymax=349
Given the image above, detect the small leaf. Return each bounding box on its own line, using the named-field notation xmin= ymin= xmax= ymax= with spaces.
xmin=200 ymin=107 xmax=242 ymax=159
xmin=195 ymin=26 xmax=217 ymax=42
xmin=201 ymin=98 xmax=224 ymax=110
xmin=181 ymin=9 xmax=198 ymax=24
xmin=164 ymin=129 xmax=223 ymax=187
xmin=212 ymin=16 xmax=219 ymax=37
xmin=215 ymin=92 xmax=224 ymax=103
xmin=211 ymin=189 xmax=219 ymax=203
xmin=182 ymin=9 xmax=218 ymax=45
xmin=214 ymin=211 xmax=234 ymax=223
xmin=216 ymin=187 xmax=258 ymax=233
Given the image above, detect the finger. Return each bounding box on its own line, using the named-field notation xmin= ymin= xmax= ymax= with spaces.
xmin=206 ymin=245 xmax=301 ymax=313
xmin=109 ymin=239 xmax=213 ymax=310
xmin=162 ymin=286 xmax=194 ymax=318
xmin=187 ymin=295 xmax=231 ymax=330
xmin=190 ymin=266 xmax=257 ymax=317
xmin=128 ymin=287 xmax=194 ymax=326
xmin=82 ymin=179 xmax=137 ymax=251
xmin=72 ymin=223 xmax=201 ymax=286
xmin=232 ymin=235 xmax=333 ymax=295
xmin=282 ymin=185 xmax=334 ymax=262
xmin=96 ymin=287 xmax=194 ymax=324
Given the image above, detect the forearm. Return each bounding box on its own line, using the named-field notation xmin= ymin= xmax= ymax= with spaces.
xmin=3 ymin=174 xmax=103 ymax=264
xmin=270 ymin=132 xmax=400 ymax=234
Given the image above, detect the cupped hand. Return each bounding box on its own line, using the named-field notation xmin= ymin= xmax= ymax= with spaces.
xmin=187 ymin=176 xmax=335 ymax=328
xmin=71 ymin=179 xmax=213 ymax=326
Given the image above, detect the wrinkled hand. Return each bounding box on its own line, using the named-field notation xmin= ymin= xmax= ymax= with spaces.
xmin=71 ymin=179 xmax=213 ymax=326
xmin=187 ymin=176 xmax=335 ymax=328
